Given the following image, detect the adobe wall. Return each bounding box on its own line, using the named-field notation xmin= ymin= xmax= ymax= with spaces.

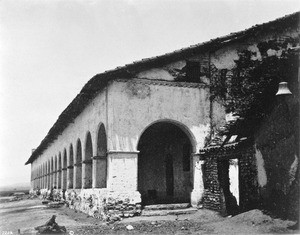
xmin=31 ymin=88 xmax=108 ymax=170
xmin=31 ymin=78 xmax=214 ymax=221
xmin=202 ymin=146 xmax=259 ymax=216
xmin=202 ymin=23 xmax=299 ymax=219
xmin=107 ymin=79 xmax=212 ymax=153
xmin=30 ymin=16 xmax=299 ymax=221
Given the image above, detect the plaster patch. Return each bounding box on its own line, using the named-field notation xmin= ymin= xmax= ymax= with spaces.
xmin=225 ymin=112 xmax=239 ymax=122
xmin=115 ymin=135 xmax=120 ymax=150
xmin=211 ymin=48 xmax=239 ymax=70
xmin=190 ymin=124 xmax=210 ymax=151
xmin=131 ymin=136 xmax=138 ymax=151
xmin=255 ymin=145 xmax=267 ymax=187
xmin=126 ymin=82 xmax=151 ymax=99
xmin=113 ymin=135 xmax=137 ymax=151
xmin=248 ymin=44 xmax=262 ymax=61
xmin=267 ymin=49 xmax=283 ymax=57
xmin=164 ymin=60 xmax=186 ymax=71
xmin=137 ymin=68 xmax=174 ymax=81
xmin=289 ymin=154 xmax=298 ymax=186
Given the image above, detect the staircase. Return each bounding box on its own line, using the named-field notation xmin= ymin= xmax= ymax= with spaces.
xmin=141 ymin=203 xmax=198 ymax=216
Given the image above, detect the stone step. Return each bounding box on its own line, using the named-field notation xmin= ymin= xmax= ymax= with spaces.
xmin=143 ymin=203 xmax=190 ymax=211
xmin=141 ymin=207 xmax=197 ymax=216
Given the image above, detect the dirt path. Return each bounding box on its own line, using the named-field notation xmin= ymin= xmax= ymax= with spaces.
xmin=0 ymin=198 xmax=298 ymax=234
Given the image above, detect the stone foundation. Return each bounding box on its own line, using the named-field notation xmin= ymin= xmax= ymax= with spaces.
xmin=31 ymin=188 xmax=141 ymax=222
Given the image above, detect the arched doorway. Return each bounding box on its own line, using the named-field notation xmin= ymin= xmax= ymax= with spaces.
xmin=138 ymin=121 xmax=193 ymax=205
xmin=53 ymin=156 xmax=57 ymax=188
xmin=83 ymin=132 xmax=93 ymax=188
xmin=95 ymin=123 xmax=107 ymax=188
xmin=57 ymin=153 xmax=62 ymax=189
xmin=68 ymin=144 xmax=74 ymax=189
xmin=75 ymin=139 xmax=82 ymax=189
xmin=62 ymin=149 xmax=67 ymax=189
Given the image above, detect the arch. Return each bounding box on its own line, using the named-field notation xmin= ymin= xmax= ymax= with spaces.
xmin=76 ymin=139 xmax=82 ymax=164
xmin=97 ymin=123 xmax=107 ymax=157
xmin=63 ymin=149 xmax=67 ymax=168
xmin=94 ymin=123 xmax=107 ymax=188
xmin=83 ymin=132 xmax=93 ymax=188
xmin=75 ymin=139 xmax=82 ymax=189
xmin=69 ymin=144 xmax=74 ymax=166
xmin=68 ymin=144 xmax=74 ymax=189
xmin=137 ymin=121 xmax=193 ymax=205
xmin=137 ymin=119 xmax=197 ymax=153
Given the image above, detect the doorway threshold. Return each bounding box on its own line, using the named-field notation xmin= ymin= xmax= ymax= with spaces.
xmin=142 ymin=203 xmax=197 ymax=216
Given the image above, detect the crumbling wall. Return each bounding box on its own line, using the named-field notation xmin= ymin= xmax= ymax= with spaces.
xmin=203 ymin=155 xmax=223 ymax=212
xmin=239 ymin=147 xmax=260 ymax=212
xmin=207 ymin=20 xmax=299 ymax=220
xmin=203 ymin=146 xmax=260 ymax=215
xmin=65 ymin=189 xmax=141 ymax=222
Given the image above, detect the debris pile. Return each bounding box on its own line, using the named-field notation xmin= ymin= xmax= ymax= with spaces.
xmin=34 ymin=215 xmax=66 ymax=234
xmin=229 ymin=209 xmax=272 ymax=226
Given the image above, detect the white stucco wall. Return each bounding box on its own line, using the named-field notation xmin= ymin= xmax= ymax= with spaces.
xmin=32 ymin=88 xmax=108 ymax=173
xmin=107 ymin=79 xmax=211 ymax=153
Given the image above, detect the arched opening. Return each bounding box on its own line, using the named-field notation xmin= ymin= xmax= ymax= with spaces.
xmin=39 ymin=165 xmax=42 ymax=188
xmin=51 ymin=157 xmax=55 ymax=188
xmin=75 ymin=139 xmax=82 ymax=189
xmin=57 ymin=153 xmax=62 ymax=189
xmin=138 ymin=121 xmax=193 ymax=205
xmin=54 ymin=155 xmax=59 ymax=188
xmin=44 ymin=163 xmax=46 ymax=189
xmin=62 ymin=149 xmax=67 ymax=189
xmin=83 ymin=132 xmax=93 ymax=188
xmin=68 ymin=144 xmax=74 ymax=189
xmin=95 ymin=123 xmax=107 ymax=188
xmin=48 ymin=160 xmax=51 ymax=189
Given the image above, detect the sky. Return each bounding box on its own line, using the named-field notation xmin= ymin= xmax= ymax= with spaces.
xmin=0 ymin=0 xmax=299 ymax=187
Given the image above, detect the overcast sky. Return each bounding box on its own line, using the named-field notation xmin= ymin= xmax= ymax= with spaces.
xmin=0 ymin=0 xmax=298 ymax=187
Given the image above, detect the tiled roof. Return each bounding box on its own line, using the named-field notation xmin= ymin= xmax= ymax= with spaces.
xmin=25 ymin=11 xmax=299 ymax=165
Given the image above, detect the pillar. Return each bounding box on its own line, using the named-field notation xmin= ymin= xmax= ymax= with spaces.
xmin=92 ymin=155 xmax=107 ymax=188
xmin=73 ymin=163 xmax=82 ymax=189
xmin=42 ymin=176 xmax=45 ymax=189
xmin=47 ymin=174 xmax=50 ymax=189
xmin=67 ymin=165 xmax=74 ymax=189
xmin=61 ymin=167 xmax=67 ymax=189
xmin=82 ymin=159 xmax=92 ymax=188
xmin=53 ymin=171 xmax=57 ymax=188
xmin=57 ymin=170 xmax=62 ymax=189
xmin=107 ymin=151 xmax=139 ymax=192
xmin=49 ymin=172 xmax=53 ymax=189
xmin=191 ymin=153 xmax=205 ymax=207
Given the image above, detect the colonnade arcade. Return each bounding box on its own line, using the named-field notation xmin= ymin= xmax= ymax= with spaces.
xmin=31 ymin=123 xmax=107 ymax=191
xmin=31 ymin=120 xmax=205 ymax=207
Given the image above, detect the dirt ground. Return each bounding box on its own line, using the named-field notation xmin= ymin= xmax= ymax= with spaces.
xmin=0 ymin=198 xmax=298 ymax=234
